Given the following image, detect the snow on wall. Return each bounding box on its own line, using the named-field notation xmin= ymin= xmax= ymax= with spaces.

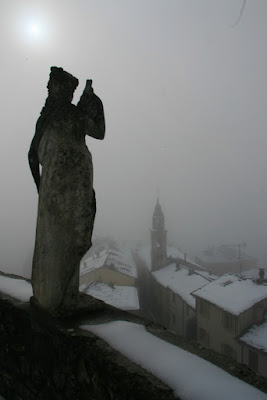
xmin=81 ymin=321 xmax=267 ymax=400
xmin=0 ymin=275 xmax=32 ymax=302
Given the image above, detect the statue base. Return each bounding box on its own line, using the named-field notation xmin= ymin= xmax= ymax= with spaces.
xmin=30 ymin=292 xmax=106 ymax=318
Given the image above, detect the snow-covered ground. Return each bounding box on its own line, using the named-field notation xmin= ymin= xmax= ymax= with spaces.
xmin=80 ymin=282 xmax=139 ymax=311
xmin=0 ymin=275 xmax=32 ymax=302
xmin=81 ymin=321 xmax=267 ymax=400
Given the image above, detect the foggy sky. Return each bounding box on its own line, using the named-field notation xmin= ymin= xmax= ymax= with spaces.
xmin=1 ymin=0 xmax=267 ymax=277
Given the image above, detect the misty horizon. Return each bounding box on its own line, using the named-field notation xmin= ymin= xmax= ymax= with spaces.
xmin=0 ymin=0 xmax=267 ymax=276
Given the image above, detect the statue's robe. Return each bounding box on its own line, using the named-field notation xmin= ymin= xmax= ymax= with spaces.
xmin=31 ymin=93 xmax=104 ymax=312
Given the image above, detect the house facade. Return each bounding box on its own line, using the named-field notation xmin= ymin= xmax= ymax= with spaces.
xmin=239 ymin=315 xmax=267 ymax=378
xmin=80 ymin=247 xmax=137 ymax=287
xmin=150 ymin=264 xmax=210 ymax=339
xmin=79 ymin=242 xmax=139 ymax=311
xmin=194 ymin=273 xmax=267 ymax=365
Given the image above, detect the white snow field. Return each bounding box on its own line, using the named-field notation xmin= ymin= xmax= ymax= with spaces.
xmin=81 ymin=320 xmax=267 ymax=400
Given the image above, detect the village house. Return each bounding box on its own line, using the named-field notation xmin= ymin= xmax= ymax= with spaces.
xmin=151 ymin=263 xmax=211 ymax=339
xmin=80 ymin=246 xmax=137 ymax=287
xmin=135 ymin=200 xmax=267 ymax=377
xmin=79 ymin=241 xmax=139 ymax=311
xmin=136 ymin=199 xmax=213 ymax=339
xmin=239 ymin=314 xmax=267 ymax=378
xmin=193 ymin=272 xmax=267 ymax=369
xmin=195 ymin=244 xmax=257 ymax=276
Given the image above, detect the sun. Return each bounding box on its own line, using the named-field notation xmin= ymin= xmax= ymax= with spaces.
xmin=30 ymin=25 xmax=38 ymax=33
xmin=21 ymin=19 xmax=51 ymax=46
xmin=27 ymin=22 xmax=42 ymax=38
xmin=14 ymin=7 xmax=52 ymax=48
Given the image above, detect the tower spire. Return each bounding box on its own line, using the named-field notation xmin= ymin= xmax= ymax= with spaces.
xmin=151 ymin=198 xmax=167 ymax=271
xmin=156 ymin=187 xmax=160 ymax=205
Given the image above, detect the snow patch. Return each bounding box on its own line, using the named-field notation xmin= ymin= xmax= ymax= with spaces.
xmin=80 ymin=282 xmax=139 ymax=311
xmin=0 ymin=275 xmax=32 ymax=302
xmin=80 ymin=321 xmax=267 ymax=400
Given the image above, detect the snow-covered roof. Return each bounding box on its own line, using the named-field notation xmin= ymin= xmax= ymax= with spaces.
xmin=167 ymin=246 xmax=185 ymax=260
xmin=80 ymin=282 xmax=139 ymax=311
xmin=241 ymin=268 xmax=265 ymax=280
xmin=80 ymin=249 xmax=109 ymax=275
xmin=81 ymin=247 xmax=137 ymax=278
xmin=105 ymin=247 xmax=137 ymax=278
xmin=240 ymin=315 xmax=267 ymax=352
xmin=193 ymin=274 xmax=267 ymax=316
xmin=152 ymin=264 xmax=210 ymax=308
xmin=137 ymin=244 xmax=199 ymax=271
xmin=195 ymin=270 xmax=218 ymax=281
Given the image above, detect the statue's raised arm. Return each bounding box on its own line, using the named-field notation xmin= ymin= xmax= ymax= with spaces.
xmin=77 ymin=79 xmax=105 ymax=140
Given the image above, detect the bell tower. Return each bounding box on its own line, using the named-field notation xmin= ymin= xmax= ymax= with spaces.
xmin=151 ymin=199 xmax=167 ymax=271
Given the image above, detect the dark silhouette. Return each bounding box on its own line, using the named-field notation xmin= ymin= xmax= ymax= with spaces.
xmin=28 ymin=67 xmax=105 ymax=314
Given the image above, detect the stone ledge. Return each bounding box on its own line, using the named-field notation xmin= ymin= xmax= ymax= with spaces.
xmin=1 ymin=271 xmax=267 ymax=399
xmin=0 ymin=289 xmax=178 ymax=400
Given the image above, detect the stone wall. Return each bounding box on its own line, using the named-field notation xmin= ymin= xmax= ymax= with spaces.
xmin=0 ymin=294 xmax=177 ymax=400
xmin=1 ymin=277 xmax=267 ymax=400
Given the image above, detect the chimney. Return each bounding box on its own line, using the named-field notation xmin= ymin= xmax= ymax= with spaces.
xmin=188 ymin=268 xmax=194 ymax=276
xmin=258 ymin=268 xmax=265 ymax=283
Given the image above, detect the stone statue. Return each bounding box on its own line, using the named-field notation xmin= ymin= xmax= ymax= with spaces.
xmin=28 ymin=67 xmax=105 ymax=315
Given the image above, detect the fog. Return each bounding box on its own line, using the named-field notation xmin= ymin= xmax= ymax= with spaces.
xmin=0 ymin=0 xmax=267 ymax=277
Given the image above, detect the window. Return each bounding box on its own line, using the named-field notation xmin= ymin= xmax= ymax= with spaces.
xmin=199 ymin=299 xmax=209 ymax=318
xmin=172 ymin=292 xmax=176 ymax=303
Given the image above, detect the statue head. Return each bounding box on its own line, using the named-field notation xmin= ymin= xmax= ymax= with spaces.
xmin=47 ymin=66 xmax=79 ymax=101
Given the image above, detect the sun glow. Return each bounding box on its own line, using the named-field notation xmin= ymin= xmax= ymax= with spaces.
xmin=11 ymin=4 xmax=54 ymax=49
xmin=18 ymin=17 xmax=49 ymax=45
xmin=26 ymin=21 xmax=43 ymax=39
xmin=30 ymin=25 xmax=38 ymax=33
